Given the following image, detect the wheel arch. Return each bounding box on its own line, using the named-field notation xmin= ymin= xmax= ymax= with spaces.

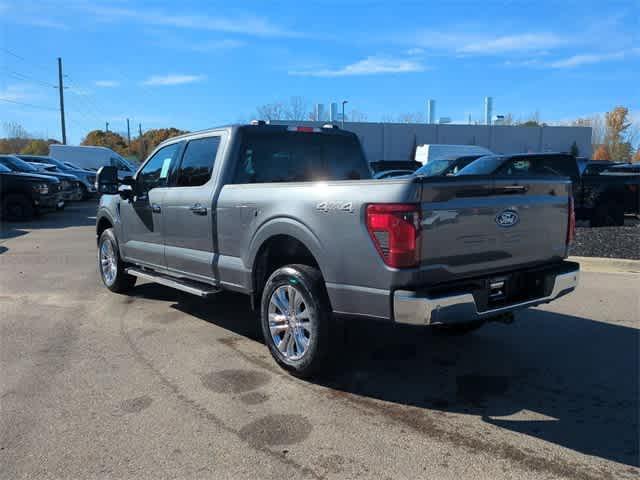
xmin=247 ymin=218 xmax=329 ymax=307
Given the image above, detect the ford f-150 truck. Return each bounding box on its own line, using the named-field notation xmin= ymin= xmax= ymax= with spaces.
xmin=95 ymin=123 xmax=579 ymax=377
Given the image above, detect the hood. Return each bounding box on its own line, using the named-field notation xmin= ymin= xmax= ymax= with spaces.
xmin=39 ymin=171 xmax=80 ymax=181
xmin=7 ymin=171 xmax=61 ymax=183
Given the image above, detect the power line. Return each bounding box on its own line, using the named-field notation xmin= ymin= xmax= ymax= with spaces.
xmin=0 ymin=97 xmax=58 ymax=111
xmin=0 ymin=47 xmax=51 ymax=74
xmin=1 ymin=67 xmax=58 ymax=89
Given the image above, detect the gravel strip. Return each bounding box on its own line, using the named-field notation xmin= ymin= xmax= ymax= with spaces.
xmin=571 ymin=222 xmax=639 ymax=259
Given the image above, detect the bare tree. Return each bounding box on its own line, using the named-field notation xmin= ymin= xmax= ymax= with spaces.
xmin=256 ymin=102 xmax=287 ymax=121
xmin=2 ymin=121 xmax=30 ymax=139
xmin=256 ymin=97 xmax=313 ymax=121
xmin=285 ymin=96 xmax=310 ymax=121
xmin=572 ymin=115 xmax=605 ymax=146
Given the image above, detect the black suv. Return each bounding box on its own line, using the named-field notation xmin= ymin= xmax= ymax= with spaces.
xmin=0 ymin=155 xmax=79 ymax=207
xmin=0 ymin=158 xmax=62 ymax=220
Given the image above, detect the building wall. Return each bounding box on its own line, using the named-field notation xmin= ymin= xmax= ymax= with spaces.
xmin=274 ymin=121 xmax=593 ymax=161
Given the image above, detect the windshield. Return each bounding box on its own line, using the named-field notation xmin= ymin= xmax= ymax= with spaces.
xmin=64 ymin=161 xmax=81 ymax=169
xmin=414 ymin=159 xmax=454 ymax=176
xmin=36 ymin=156 xmax=68 ymax=170
xmin=0 ymin=155 xmax=40 ymax=173
xmin=456 ymin=155 xmax=504 ymax=175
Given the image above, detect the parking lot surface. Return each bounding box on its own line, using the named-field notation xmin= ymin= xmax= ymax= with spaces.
xmin=1 ymin=202 xmax=638 ymax=480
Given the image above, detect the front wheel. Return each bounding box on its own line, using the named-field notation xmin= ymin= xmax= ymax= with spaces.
xmin=260 ymin=264 xmax=332 ymax=378
xmin=2 ymin=194 xmax=34 ymax=221
xmin=98 ymin=228 xmax=136 ymax=293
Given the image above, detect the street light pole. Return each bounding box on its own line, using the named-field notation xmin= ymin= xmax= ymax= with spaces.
xmin=341 ymin=100 xmax=348 ymax=128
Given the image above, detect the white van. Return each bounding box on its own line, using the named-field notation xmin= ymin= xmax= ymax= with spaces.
xmin=49 ymin=145 xmax=137 ymax=178
xmin=414 ymin=144 xmax=493 ymax=165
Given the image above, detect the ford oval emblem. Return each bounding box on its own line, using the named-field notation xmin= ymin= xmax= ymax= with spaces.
xmin=495 ymin=209 xmax=519 ymax=227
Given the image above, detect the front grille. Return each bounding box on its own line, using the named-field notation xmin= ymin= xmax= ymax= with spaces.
xmin=61 ymin=180 xmax=70 ymax=190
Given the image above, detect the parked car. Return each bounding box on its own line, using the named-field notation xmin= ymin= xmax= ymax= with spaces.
xmin=24 ymin=162 xmax=83 ymax=202
xmin=0 ymin=155 xmax=78 ymax=209
xmin=414 ymin=144 xmax=492 ymax=165
xmin=413 ymin=155 xmax=485 ymax=177
xmin=49 ymin=145 xmax=137 ymax=179
xmin=581 ymin=160 xmax=625 ymax=176
xmin=95 ymin=123 xmax=578 ymax=377
xmin=17 ymin=154 xmax=97 ymax=199
xmin=456 ymin=153 xmax=640 ymax=226
xmin=373 ymin=169 xmax=415 ymax=179
xmin=369 ymin=160 xmax=421 ymax=173
xmin=602 ymin=163 xmax=640 ymax=175
xmin=0 ymin=161 xmax=63 ymax=220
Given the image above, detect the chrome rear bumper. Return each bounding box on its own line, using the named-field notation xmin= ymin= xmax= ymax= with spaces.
xmin=393 ymin=266 xmax=579 ymax=326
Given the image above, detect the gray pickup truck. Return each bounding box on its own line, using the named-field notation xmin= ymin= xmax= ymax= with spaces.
xmin=95 ymin=123 xmax=579 ymax=377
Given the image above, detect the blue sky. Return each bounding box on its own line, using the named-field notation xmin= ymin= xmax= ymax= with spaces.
xmin=1 ymin=0 xmax=638 ymax=144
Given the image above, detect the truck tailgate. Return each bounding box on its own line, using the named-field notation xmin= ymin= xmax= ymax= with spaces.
xmin=418 ymin=176 xmax=571 ymax=278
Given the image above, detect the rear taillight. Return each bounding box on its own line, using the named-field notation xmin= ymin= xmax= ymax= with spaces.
xmin=366 ymin=204 xmax=421 ymax=268
xmin=567 ymin=196 xmax=576 ymax=245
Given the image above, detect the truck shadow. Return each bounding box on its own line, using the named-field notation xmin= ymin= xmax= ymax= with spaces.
xmin=130 ymin=284 xmax=639 ymax=467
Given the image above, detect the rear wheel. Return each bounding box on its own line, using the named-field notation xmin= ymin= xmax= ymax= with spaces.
xmin=79 ymin=184 xmax=90 ymax=201
xmin=98 ymin=228 xmax=136 ymax=293
xmin=591 ymin=201 xmax=624 ymax=227
xmin=2 ymin=194 xmax=34 ymax=221
xmin=260 ymin=264 xmax=331 ymax=378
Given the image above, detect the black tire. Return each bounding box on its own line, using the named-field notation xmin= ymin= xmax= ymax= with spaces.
xmin=2 ymin=194 xmax=34 ymax=221
xmin=591 ymin=201 xmax=624 ymax=227
xmin=260 ymin=264 xmax=332 ymax=378
xmin=98 ymin=228 xmax=136 ymax=293
xmin=79 ymin=184 xmax=90 ymax=201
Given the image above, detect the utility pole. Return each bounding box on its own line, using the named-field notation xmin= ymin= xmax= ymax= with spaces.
xmin=126 ymin=118 xmax=131 ymax=145
xmin=57 ymin=57 xmax=67 ymax=145
xmin=105 ymin=122 xmax=109 ymax=132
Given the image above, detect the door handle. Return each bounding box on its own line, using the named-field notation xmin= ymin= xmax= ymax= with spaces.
xmin=189 ymin=203 xmax=207 ymax=215
xmin=151 ymin=203 xmax=161 ymax=213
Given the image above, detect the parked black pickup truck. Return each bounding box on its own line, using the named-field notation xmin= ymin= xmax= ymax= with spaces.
xmin=455 ymin=153 xmax=640 ymax=226
xmin=0 ymin=162 xmax=62 ymax=220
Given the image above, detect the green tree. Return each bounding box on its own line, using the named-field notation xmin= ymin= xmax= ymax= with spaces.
xmin=570 ymin=141 xmax=579 ymax=157
xmin=128 ymin=128 xmax=189 ymax=160
xmin=81 ymin=130 xmax=129 ymax=155
xmin=20 ymin=139 xmax=50 ymax=155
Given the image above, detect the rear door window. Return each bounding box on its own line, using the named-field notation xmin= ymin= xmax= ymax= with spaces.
xmin=233 ymin=131 xmax=370 ymax=183
xmin=174 ymin=136 xmax=221 ymax=187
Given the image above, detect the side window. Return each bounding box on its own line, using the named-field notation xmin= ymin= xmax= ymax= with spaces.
xmin=498 ymin=157 xmax=565 ymax=176
xmin=498 ymin=159 xmax=532 ymax=176
xmin=175 ymin=136 xmax=220 ymax=187
xmin=138 ymin=143 xmax=180 ymax=193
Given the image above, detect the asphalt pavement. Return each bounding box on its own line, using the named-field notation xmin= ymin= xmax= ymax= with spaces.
xmin=1 ymin=202 xmax=638 ymax=480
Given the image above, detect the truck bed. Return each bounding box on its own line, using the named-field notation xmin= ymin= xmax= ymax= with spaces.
xmin=216 ymin=174 xmax=572 ymax=320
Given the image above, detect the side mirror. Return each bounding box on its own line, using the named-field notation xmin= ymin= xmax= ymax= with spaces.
xmin=96 ymin=166 xmax=118 ymax=194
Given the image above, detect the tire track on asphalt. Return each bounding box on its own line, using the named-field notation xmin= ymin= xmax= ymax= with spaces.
xmin=118 ymin=308 xmax=324 ymax=480
xmin=216 ymin=337 xmax=630 ymax=480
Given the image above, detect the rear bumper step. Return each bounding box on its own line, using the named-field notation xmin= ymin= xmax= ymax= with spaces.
xmin=393 ymin=262 xmax=579 ymax=326
xmin=126 ymin=267 xmax=220 ymax=298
